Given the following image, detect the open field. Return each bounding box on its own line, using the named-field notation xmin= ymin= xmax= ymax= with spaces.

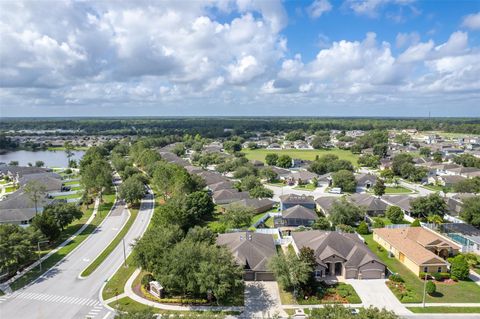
xmin=242 ymin=148 xmax=359 ymax=166
xmin=362 ymin=234 xmax=480 ymax=303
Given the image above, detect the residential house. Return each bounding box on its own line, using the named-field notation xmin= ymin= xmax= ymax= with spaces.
xmin=382 ymin=195 xmax=414 ymax=217
xmin=216 ymin=232 xmax=276 ymax=281
xmin=207 ymin=180 xmax=235 ymax=192
xmin=291 ymin=230 xmax=386 ymax=279
xmin=225 ymin=198 xmax=275 ymax=214
xmin=374 ymin=227 xmax=460 ymax=275
xmin=279 ymin=194 xmax=315 ymax=210
xmin=356 ymin=174 xmax=377 ymax=191
xmin=212 ymin=189 xmax=250 ymax=205
xmin=348 ymin=193 xmax=388 ymax=217
xmin=278 ymin=205 xmax=318 ymax=227
xmin=315 ymin=196 xmax=339 ymax=216
xmin=282 ymin=171 xmax=318 ymax=186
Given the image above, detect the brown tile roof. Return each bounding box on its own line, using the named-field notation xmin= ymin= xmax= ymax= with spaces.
xmin=373 ymin=227 xmax=458 ymax=266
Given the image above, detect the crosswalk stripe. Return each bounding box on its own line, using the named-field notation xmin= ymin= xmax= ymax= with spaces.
xmin=11 ymin=291 xmax=99 ymax=307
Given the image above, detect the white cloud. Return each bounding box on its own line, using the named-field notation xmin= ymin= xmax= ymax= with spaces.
xmin=307 ymin=0 xmax=332 ymax=18
xmin=395 ymin=31 xmax=420 ymax=48
xmin=462 ymin=12 xmax=480 ymax=30
xmin=345 ymin=0 xmax=416 ymax=18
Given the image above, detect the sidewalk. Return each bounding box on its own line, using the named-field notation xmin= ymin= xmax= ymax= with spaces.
xmin=0 ymin=197 xmax=100 ymax=294
xmin=469 ymin=269 xmax=480 ymax=287
xmin=119 ymin=268 xmax=244 ymax=312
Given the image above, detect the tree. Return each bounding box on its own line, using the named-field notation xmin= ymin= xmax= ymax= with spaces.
xmin=449 ymin=254 xmax=469 ymax=280
xmin=285 ymin=130 xmax=304 ymax=141
xmin=221 ymin=205 xmax=254 ymax=229
xmin=24 ymin=180 xmax=47 ymax=215
xmin=249 ymin=186 xmax=273 ymax=198
xmin=357 ymin=221 xmax=370 ymax=234
xmin=0 ymin=224 xmax=40 ymax=276
xmin=332 ymin=170 xmax=356 ymax=193
xmin=311 ymin=135 xmax=330 ymax=149
xmin=411 ymin=219 xmax=421 ymax=227
xmin=329 ymin=198 xmax=365 ymax=226
xmin=260 ymin=167 xmax=277 ymax=182
xmin=35 ymin=160 xmax=44 ymax=168
xmin=298 ymin=247 xmax=316 ymax=268
xmin=460 ymin=196 xmax=480 ymax=226
xmin=373 ymin=179 xmax=386 ymax=197
xmin=223 ymin=140 xmax=241 ymax=153
xmin=386 ymin=206 xmax=404 ymax=224
xmin=32 ymin=211 xmax=61 ymax=241
xmin=9 ymin=160 xmax=19 ymax=166
xmin=392 ymin=154 xmax=413 ymax=176
xmin=81 ymin=158 xmax=113 ymax=197
xmin=358 ymin=154 xmax=380 ymax=168
xmin=411 ymin=193 xmax=447 ymax=219
xmin=426 ymin=281 xmax=436 ymax=295
xmin=453 ymin=177 xmax=480 ymax=193
xmin=373 ymin=143 xmax=388 ymax=158
xmin=395 ymin=133 xmax=411 ymax=146
xmin=372 ymin=217 xmax=385 ymax=228
xmin=239 ymin=175 xmax=261 ymax=191
xmin=269 ymin=249 xmax=311 ymax=293
xmin=277 ymin=154 xmax=292 ymax=168
xmin=432 ymin=151 xmax=443 ymax=163
xmin=419 ymin=147 xmax=432 ymax=158
xmin=183 ymin=191 xmax=215 ymax=224
xmin=42 ymin=203 xmax=83 ymax=231
xmin=265 ymin=153 xmax=279 ymax=166
xmin=312 ymin=217 xmax=331 ymax=230
xmin=119 ymin=176 xmax=145 ymax=206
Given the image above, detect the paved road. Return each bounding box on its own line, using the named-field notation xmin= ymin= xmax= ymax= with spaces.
xmin=0 ymin=182 xmax=154 ymax=319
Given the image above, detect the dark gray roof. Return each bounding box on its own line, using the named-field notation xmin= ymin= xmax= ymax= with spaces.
xmin=283 ymin=205 xmax=318 ymax=220
xmin=158 ymin=151 xmax=189 ymax=167
xmin=382 ymin=195 xmax=414 ymax=212
xmin=212 ymin=189 xmax=250 ymax=204
xmin=197 ymin=171 xmax=229 ymax=186
xmin=227 ymin=198 xmax=275 ymax=211
xmin=284 ymin=171 xmax=318 ymax=181
xmin=314 ymin=196 xmax=339 ymax=214
xmin=279 ymin=194 xmax=314 ymax=205
xmin=355 ymin=173 xmax=377 ymax=186
xmin=349 ymin=194 xmax=388 ymax=212
xmin=0 ymin=165 xmax=49 ymax=177
xmin=19 ymin=172 xmax=63 ymax=192
xmin=208 ymin=180 xmax=235 ymax=192
xmin=292 ymin=230 xmax=384 ymax=269
xmin=216 ymin=232 xmax=276 ymax=271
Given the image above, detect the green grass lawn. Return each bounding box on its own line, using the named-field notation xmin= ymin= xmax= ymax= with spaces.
xmin=251 ymin=212 xmax=267 ymax=225
xmin=293 ymin=184 xmax=317 ymax=191
xmin=63 ymin=180 xmax=80 ymax=186
xmin=267 ymin=182 xmax=286 ymax=187
xmin=242 ymin=148 xmax=359 ymax=166
xmin=362 ymin=234 xmax=480 ymax=303
xmin=371 ymin=217 xmax=410 ymax=226
xmin=108 ymin=297 xmax=240 ymax=316
xmin=102 ymin=255 xmax=137 ymax=300
xmin=70 ymin=186 xmax=83 ymax=191
xmin=408 ymin=307 xmax=480 ymax=313
xmin=4 ymin=185 xmax=18 ymax=193
xmin=423 ymin=185 xmax=451 ymax=193
xmin=384 ymin=186 xmax=413 ymax=194
xmin=54 ymin=192 xmax=83 ymax=200
xmin=81 ymin=207 xmax=139 ymax=277
xmin=279 ymin=283 xmax=361 ymax=305
xmin=264 ymin=217 xmax=274 ymax=228
xmin=11 ymin=194 xmax=115 ymax=291
xmin=0 ymin=179 xmax=7 ymax=185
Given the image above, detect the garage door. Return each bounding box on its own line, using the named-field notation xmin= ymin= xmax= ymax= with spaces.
xmin=360 ymin=270 xmax=383 ymax=279
xmin=255 ymin=272 xmax=275 ymax=281
xmin=244 ymin=272 xmax=255 ymax=281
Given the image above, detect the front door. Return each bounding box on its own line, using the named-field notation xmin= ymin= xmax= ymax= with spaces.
xmin=335 ymin=262 xmax=342 ymax=276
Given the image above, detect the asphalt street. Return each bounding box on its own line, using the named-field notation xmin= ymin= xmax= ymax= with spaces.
xmin=0 ymin=181 xmax=154 ymax=319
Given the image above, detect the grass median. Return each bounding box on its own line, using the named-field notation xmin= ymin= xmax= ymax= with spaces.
xmin=11 ymin=194 xmax=115 ymax=291
xmin=408 ymin=307 xmax=480 ymax=313
xmin=80 ymin=207 xmax=139 ymax=277
xmin=102 ymin=254 xmax=137 ymax=300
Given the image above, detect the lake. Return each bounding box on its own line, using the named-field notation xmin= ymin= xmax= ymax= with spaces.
xmin=0 ymin=150 xmax=85 ymax=168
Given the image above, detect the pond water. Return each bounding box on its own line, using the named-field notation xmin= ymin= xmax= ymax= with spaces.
xmin=0 ymin=150 xmax=85 ymax=168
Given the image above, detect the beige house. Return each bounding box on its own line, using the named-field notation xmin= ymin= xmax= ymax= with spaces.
xmin=374 ymin=227 xmax=460 ymax=275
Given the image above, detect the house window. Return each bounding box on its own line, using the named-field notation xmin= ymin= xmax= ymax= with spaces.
xmin=423 ymin=266 xmax=428 ymax=273
xmin=314 ymin=270 xmax=322 ymax=278
xmin=437 ymin=267 xmax=442 ymax=273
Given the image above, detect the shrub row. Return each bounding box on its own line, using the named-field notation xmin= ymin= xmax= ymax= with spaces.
xmin=140 ymin=286 xmax=208 ymax=305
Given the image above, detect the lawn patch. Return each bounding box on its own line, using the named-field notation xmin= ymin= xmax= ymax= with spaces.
xmin=408 ymin=307 xmax=480 ymax=313
xmin=242 ymin=148 xmax=359 ymax=166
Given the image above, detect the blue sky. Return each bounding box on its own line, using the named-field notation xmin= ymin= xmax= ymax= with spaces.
xmin=0 ymin=0 xmax=479 ymax=117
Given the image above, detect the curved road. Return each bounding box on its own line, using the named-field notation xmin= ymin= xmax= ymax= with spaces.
xmin=0 ymin=179 xmax=154 ymax=319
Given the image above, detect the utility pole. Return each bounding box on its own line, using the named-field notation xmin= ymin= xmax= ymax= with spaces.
xmin=122 ymin=238 xmax=127 ymax=267
xmin=422 ymin=272 xmax=428 ymax=307
xmin=37 ymin=240 xmax=49 ymax=272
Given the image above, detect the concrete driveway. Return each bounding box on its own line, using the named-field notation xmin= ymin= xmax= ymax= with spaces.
xmin=243 ymin=281 xmax=288 ymax=318
xmin=346 ymin=279 xmax=411 ymax=315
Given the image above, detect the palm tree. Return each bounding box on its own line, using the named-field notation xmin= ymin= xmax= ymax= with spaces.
xmin=427 ymin=214 xmax=443 ymax=229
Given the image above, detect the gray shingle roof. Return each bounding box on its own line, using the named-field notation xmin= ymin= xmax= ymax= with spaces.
xmin=292 ymin=230 xmax=384 ymax=269
xmin=216 ymin=232 xmax=277 ymax=272
xmin=283 ymin=205 xmax=318 ymax=220
xmin=349 ymin=194 xmax=388 ymax=212
xmin=279 ymin=194 xmax=314 ymax=205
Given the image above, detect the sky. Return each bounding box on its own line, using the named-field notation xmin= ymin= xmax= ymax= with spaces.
xmin=0 ymin=0 xmax=479 ymax=117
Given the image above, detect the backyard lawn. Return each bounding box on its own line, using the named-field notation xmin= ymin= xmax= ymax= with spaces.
xmin=362 ymin=234 xmax=480 ymax=303
xmin=242 ymin=148 xmax=359 ymax=166
xmin=423 ymin=185 xmax=451 ymax=193
xmin=293 ymin=184 xmax=317 ymax=191
xmin=384 ymin=186 xmax=413 ymax=194
xmin=54 ymin=193 xmax=83 ymax=200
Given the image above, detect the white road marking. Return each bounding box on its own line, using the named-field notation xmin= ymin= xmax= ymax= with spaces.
xmin=13 ymin=292 xmax=98 ymax=306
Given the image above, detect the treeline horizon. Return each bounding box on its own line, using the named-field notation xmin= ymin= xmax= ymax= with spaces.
xmin=1 ymin=117 xmax=480 ymax=136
